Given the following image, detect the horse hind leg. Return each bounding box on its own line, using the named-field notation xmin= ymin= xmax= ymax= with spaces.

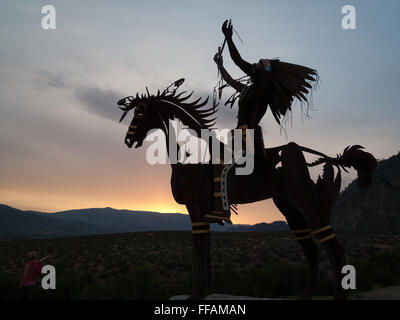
xmin=273 ymin=196 xmax=319 ymax=300
xmin=310 ymin=225 xmax=347 ymax=300
xmin=280 ymin=142 xmax=347 ymax=299
xmin=280 ymin=142 xmax=325 ymax=230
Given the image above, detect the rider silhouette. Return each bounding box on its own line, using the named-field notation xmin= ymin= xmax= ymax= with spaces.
xmin=215 ymin=20 xmax=318 ymax=129
xmin=205 ymin=20 xmax=319 ymax=223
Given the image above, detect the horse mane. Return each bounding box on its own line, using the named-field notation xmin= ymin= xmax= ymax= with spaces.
xmin=119 ymin=85 xmax=217 ymax=131
xmin=154 ymin=89 xmax=216 ymax=131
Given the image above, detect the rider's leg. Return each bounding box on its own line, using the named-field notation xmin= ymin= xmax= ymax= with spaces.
xmin=204 ymin=163 xmax=232 ymax=223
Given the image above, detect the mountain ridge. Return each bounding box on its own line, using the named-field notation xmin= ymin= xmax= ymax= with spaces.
xmin=0 ymin=204 xmax=288 ymax=239
xmin=332 ymin=152 xmax=400 ymax=230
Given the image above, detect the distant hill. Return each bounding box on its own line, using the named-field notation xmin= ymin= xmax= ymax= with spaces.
xmin=0 ymin=204 xmax=288 ymax=239
xmin=226 ymin=221 xmax=289 ymax=232
xmin=332 ymin=152 xmax=400 ymax=230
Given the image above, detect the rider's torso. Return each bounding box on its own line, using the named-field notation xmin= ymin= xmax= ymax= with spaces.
xmin=237 ymin=82 xmax=268 ymax=128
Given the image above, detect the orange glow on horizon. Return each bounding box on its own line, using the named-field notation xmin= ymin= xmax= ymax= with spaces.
xmin=0 ymin=187 xmax=283 ymax=225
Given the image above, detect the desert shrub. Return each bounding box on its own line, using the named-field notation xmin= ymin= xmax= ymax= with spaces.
xmin=0 ymin=271 xmax=18 ymax=300
xmin=210 ymin=261 xmax=311 ymax=297
xmin=372 ymin=267 xmax=399 ymax=287
xmin=2 ymin=232 xmax=399 ymax=299
xmin=349 ymin=249 xmax=400 ymax=291
xmin=37 ymin=273 xmax=85 ymax=300
xmin=211 ymin=260 xmax=243 ymax=295
xmin=373 ymin=250 xmax=400 ymax=278
xmin=351 ymin=261 xmax=374 ymax=291
xmin=105 ymin=264 xmax=161 ymax=299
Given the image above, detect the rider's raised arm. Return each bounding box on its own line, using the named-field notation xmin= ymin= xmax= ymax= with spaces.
xmin=222 ymin=20 xmax=253 ymax=76
xmin=226 ymin=37 xmax=253 ymax=76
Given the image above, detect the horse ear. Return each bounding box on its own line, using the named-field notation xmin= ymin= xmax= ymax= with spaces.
xmin=119 ymin=111 xmax=128 ymax=122
xmin=175 ymin=78 xmax=185 ymax=87
xmin=146 ymin=87 xmax=150 ymax=98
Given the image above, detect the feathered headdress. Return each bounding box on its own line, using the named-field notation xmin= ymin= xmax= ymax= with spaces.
xmin=264 ymin=59 xmax=319 ymax=125
xmin=214 ymin=59 xmax=319 ymax=126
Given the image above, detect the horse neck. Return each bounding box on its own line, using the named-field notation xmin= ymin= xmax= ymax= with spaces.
xmin=163 ymin=120 xmax=207 ymax=167
xmin=163 ymin=124 xmax=181 ymax=166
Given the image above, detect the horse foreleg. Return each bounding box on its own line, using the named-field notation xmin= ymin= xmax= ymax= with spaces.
xmin=188 ymin=227 xmax=211 ymax=300
xmin=186 ymin=192 xmax=211 ymax=300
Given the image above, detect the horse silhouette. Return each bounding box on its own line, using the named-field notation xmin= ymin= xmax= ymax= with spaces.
xmin=117 ymin=84 xmax=376 ymax=299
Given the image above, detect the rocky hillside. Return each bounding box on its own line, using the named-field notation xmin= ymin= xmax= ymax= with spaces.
xmin=332 ymin=152 xmax=400 ymax=230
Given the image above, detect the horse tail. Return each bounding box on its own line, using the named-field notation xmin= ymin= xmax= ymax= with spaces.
xmin=305 ymin=145 xmax=377 ymax=188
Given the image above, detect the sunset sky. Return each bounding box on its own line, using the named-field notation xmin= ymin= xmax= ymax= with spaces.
xmin=1 ymin=0 xmax=399 ymax=224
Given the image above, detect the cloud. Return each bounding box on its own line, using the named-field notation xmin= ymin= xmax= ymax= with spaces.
xmin=74 ymin=85 xmax=123 ymax=122
xmin=32 ymin=66 xmax=240 ymax=127
xmin=33 ymin=68 xmax=71 ymax=89
xmin=32 ymin=68 xmax=124 ymax=122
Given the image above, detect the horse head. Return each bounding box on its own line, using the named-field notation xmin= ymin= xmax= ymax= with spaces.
xmin=117 ymin=80 xmax=216 ymax=149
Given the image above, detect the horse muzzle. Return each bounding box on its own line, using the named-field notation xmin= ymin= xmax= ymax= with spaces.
xmin=125 ymin=135 xmax=134 ymax=148
xmin=125 ymin=125 xmax=138 ymax=148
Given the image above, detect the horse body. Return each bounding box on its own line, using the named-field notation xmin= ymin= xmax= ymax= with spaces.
xmin=170 ymin=154 xmax=277 ymax=205
xmin=117 ymin=87 xmax=377 ymax=300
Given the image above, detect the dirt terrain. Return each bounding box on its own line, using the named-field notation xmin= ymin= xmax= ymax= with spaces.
xmin=1 ymin=230 xmax=399 ymax=299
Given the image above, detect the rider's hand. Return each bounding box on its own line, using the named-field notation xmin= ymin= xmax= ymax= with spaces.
xmin=222 ymin=19 xmax=233 ymax=39
xmin=214 ymin=48 xmax=223 ymax=66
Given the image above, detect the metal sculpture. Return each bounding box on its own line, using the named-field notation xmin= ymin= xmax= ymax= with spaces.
xmin=116 ymin=20 xmax=377 ymax=300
